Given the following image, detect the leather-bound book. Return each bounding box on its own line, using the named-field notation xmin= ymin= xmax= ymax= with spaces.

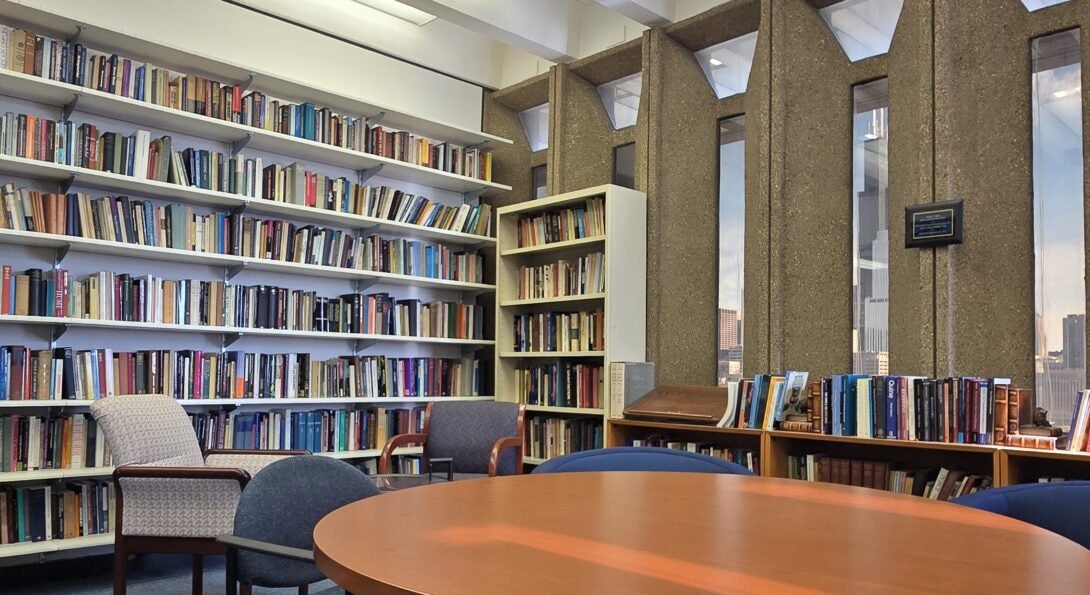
xmin=623 ymin=385 xmax=729 ymax=425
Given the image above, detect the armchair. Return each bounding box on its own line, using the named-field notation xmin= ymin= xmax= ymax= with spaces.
xmin=89 ymin=394 xmax=307 ymax=595
xmin=378 ymin=401 xmax=525 ymax=479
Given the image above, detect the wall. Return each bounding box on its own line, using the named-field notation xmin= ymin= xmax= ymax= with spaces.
xmin=484 ymin=0 xmax=1090 ymax=397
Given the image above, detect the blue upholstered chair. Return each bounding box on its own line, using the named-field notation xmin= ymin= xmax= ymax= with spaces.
xmin=952 ymin=481 xmax=1090 ymax=549
xmin=378 ymin=401 xmax=526 ymax=479
xmin=532 ymin=446 xmax=756 ymax=475
xmin=218 ymin=456 xmax=380 ymax=595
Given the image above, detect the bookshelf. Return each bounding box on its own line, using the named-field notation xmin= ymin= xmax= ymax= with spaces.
xmin=607 ymin=419 xmax=1090 ymax=489
xmin=0 ymin=4 xmax=510 ymax=559
xmin=494 ymin=185 xmax=646 ymax=466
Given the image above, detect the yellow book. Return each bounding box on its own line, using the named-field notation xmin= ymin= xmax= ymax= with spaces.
xmin=763 ymin=376 xmax=785 ymax=430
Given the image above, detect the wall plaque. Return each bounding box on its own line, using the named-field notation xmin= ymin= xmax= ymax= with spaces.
xmin=905 ymin=200 xmax=963 ymax=248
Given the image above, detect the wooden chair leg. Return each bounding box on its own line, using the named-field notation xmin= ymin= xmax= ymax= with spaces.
xmin=298 ymin=585 xmax=309 ymax=595
xmin=112 ymin=544 xmax=127 ymax=595
xmin=192 ymin=554 xmax=204 ymax=594
xmin=225 ymin=547 xmax=238 ymax=595
xmin=240 ymin=583 xmax=253 ymax=595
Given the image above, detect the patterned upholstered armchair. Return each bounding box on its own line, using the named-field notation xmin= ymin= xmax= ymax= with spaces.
xmin=90 ymin=394 xmax=307 ymax=595
xmin=378 ymin=401 xmax=526 ymax=479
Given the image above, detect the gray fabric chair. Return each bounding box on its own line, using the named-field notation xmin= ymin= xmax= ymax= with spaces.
xmin=219 ymin=456 xmax=380 ymax=595
xmin=89 ymin=394 xmax=307 ymax=595
xmin=378 ymin=401 xmax=526 ymax=479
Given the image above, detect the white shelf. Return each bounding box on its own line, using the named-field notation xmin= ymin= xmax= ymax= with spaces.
xmin=499 ymin=351 xmax=606 ymax=358
xmin=0 ymin=466 xmax=113 ymax=484
xmin=523 ymin=457 xmax=546 ymax=465
xmin=0 ymin=69 xmax=511 ymax=195
xmin=499 ymin=236 xmax=605 ymax=257
xmin=0 ymin=229 xmax=494 ymax=292
xmin=0 ymin=533 xmax=113 ymax=559
xmin=0 ymin=155 xmax=497 ymax=246
xmin=500 ymin=294 xmax=606 ymax=307
xmin=524 ymin=405 xmax=605 ymax=415
xmin=0 ymin=315 xmax=495 ymax=347
xmin=0 ymin=396 xmax=494 ymax=408
xmin=319 ymin=446 xmax=422 ymax=460
xmin=496 ymin=186 xmax=610 ymax=216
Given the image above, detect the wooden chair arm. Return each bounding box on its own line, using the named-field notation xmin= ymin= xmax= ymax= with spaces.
xmin=488 ymin=437 xmax=524 ymax=477
xmin=203 ymin=449 xmax=310 ymax=457
xmin=113 ymin=465 xmax=253 ymax=488
xmin=378 ymin=433 xmax=428 ymax=474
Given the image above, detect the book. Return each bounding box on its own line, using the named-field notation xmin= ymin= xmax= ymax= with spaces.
xmin=608 ymin=362 xmax=654 ymax=419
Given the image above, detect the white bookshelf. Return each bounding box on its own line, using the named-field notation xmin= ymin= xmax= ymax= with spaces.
xmin=494 ymin=185 xmax=646 ymax=465
xmin=0 ymin=2 xmax=507 ymax=558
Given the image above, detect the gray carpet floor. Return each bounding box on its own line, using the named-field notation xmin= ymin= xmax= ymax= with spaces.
xmin=1 ymin=554 xmax=342 ymax=594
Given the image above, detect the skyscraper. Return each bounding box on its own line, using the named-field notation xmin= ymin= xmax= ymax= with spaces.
xmin=718 ymin=309 xmax=739 ymax=350
xmin=1063 ymin=313 xmax=1086 ymax=370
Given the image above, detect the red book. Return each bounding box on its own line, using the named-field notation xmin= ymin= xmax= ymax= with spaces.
xmin=54 ymin=269 xmax=65 ymax=317
xmin=8 ymin=346 xmax=29 ymax=400
xmin=1 ymin=265 xmax=11 ymax=315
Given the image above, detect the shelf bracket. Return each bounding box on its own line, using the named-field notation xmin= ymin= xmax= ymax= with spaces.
xmin=226 ymin=262 xmax=247 ymax=280
xmin=460 ymin=344 xmax=486 ymax=357
xmin=62 ymin=92 xmax=83 ymax=120
xmin=467 ymin=140 xmax=490 ymax=151
xmin=357 ymin=165 xmax=383 ymax=185
xmin=365 ymin=111 xmax=386 ymax=126
xmin=51 ymin=324 xmax=69 ymax=344
xmin=354 ymin=339 xmax=377 ymax=353
xmin=231 ymin=132 xmax=254 ymax=157
xmin=59 ymin=174 xmax=77 ymax=194
xmin=223 ymin=332 xmax=243 ymax=347
xmin=354 ymin=278 xmax=377 ymax=293
xmin=68 ymin=25 xmax=85 ymax=45
xmin=240 ymin=72 xmax=257 ymax=93
xmin=54 ymin=243 xmax=73 ymax=267
xmin=229 ymin=203 xmax=249 ymax=217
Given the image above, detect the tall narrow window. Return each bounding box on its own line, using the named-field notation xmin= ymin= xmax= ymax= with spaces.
xmin=613 ymin=143 xmax=635 ymax=189
xmin=718 ymin=116 xmax=745 ymax=385
xmin=852 ymin=79 xmax=890 ymax=375
xmin=531 ymin=164 xmax=548 ymax=199
xmin=519 ymin=103 xmax=549 ymax=152
xmin=1032 ymin=29 xmax=1084 ymax=426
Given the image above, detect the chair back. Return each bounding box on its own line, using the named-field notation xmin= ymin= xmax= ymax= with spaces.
xmin=952 ymin=482 xmax=1090 ymax=549
xmin=532 ymin=446 xmax=756 ymax=475
xmin=233 ymin=456 xmax=380 ymax=587
xmin=425 ymin=401 xmax=523 ymax=475
xmin=89 ymin=394 xmax=204 ymax=467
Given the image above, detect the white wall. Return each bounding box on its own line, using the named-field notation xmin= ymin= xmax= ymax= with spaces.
xmin=11 ymin=0 xmax=487 ymax=130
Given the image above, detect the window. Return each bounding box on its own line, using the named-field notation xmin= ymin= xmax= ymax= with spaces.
xmin=1032 ymin=29 xmax=1084 ymax=426
xmin=718 ymin=116 xmax=745 ymax=385
xmin=818 ymin=0 xmax=904 ymax=62
xmin=597 ymin=73 xmax=641 ymax=130
xmin=519 ymin=103 xmax=549 ymax=152
xmin=851 ymin=79 xmax=889 ymax=376
xmin=695 ymin=32 xmax=758 ymax=99
xmin=531 ymin=164 xmax=548 ymax=199
xmin=1022 ymin=0 xmax=1073 ymax=11
xmin=613 ymin=143 xmax=635 ymax=189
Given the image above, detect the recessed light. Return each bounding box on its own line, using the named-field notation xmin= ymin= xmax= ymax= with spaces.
xmin=709 ymin=57 xmax=723 ymax=66
xmin=352 ymin=0 xmax=437 ymax=26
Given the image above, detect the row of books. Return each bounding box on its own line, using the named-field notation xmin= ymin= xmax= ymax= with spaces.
xmin=516 ymin=252 xmax=604 ymax=300
xmin=629 ymin=439 xmax=760 ymax=474
xmin=1 ymin=185 xmax=485 ymax=283
xmin=786 ymin=455 xmax=993 ymax=500
xmin=0 ymin=27 xmax=494 ymax=180
xmin=260 ymin=165 xmax=493 ymax=236
xmin=515 ymin=362 xmax=603 ymax=409
xmin=516 ymin=198 xmax=605 ymax=248
xmin=0 ymin=346 xmax=485 ymax=401
xmin=190 ymin=406 xmax=423 ymax=455
xmin=511 ymin=309 xmax=605 ymax=353
xmin=1 ymin=414 xmax=111 ymax=472
xmin=725 ymin=373 xmax=1019 ymax=447
xmin=0 ymin=481 xmax=113 ymax=545
xmin=524 ymin=417 xmax=603 ymax=461
xmin=1062 ymin=390 xmax=1090 ymax=452
xmin=1 ymin=267 xmax=486 ymax=339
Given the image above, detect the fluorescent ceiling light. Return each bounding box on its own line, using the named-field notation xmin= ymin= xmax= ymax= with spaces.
xmin=709 ymin=57 xmax=723 ymax=66
xmin=353 ymin=0 xmax=437 ymax=25
xmin=1054 ymin=86 xmax=1082 ymax=99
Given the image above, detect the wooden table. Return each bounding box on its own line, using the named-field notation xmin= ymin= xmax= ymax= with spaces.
xmin=314 ymin=473 xmax=1090 ymax=594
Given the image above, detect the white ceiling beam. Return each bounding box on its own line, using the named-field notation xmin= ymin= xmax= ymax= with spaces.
xmin=593 ymin=0 xmax=677 ymax=26
xmin=398 ymin=0 xmax=581 ymax=62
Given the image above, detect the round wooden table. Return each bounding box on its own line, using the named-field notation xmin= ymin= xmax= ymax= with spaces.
xmin=314 ymin=473 xmax=1090 ymax=594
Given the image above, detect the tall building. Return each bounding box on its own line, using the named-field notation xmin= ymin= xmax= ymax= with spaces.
xmin=718 ymin=308 xmax=739 ymax=350
xmin=1063 ymin=313 xmax=1086 ymax=370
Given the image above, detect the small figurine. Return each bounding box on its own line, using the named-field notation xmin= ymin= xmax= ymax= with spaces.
xmin=1020 ymin=407 xmax=1063 ymax=437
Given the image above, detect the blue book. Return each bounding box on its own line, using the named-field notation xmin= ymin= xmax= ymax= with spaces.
xmin=886 ymin=376 xmax=899 ymax=440
xmin=831 ymin=375 xmax=843 ymax=436
xmin=748 ymin=374 xmax=766 ymax=428
xmin=843 ymin=374 xmax=868 ymax=436
xmin=0 ymin=348 xmax=9 ymax=400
